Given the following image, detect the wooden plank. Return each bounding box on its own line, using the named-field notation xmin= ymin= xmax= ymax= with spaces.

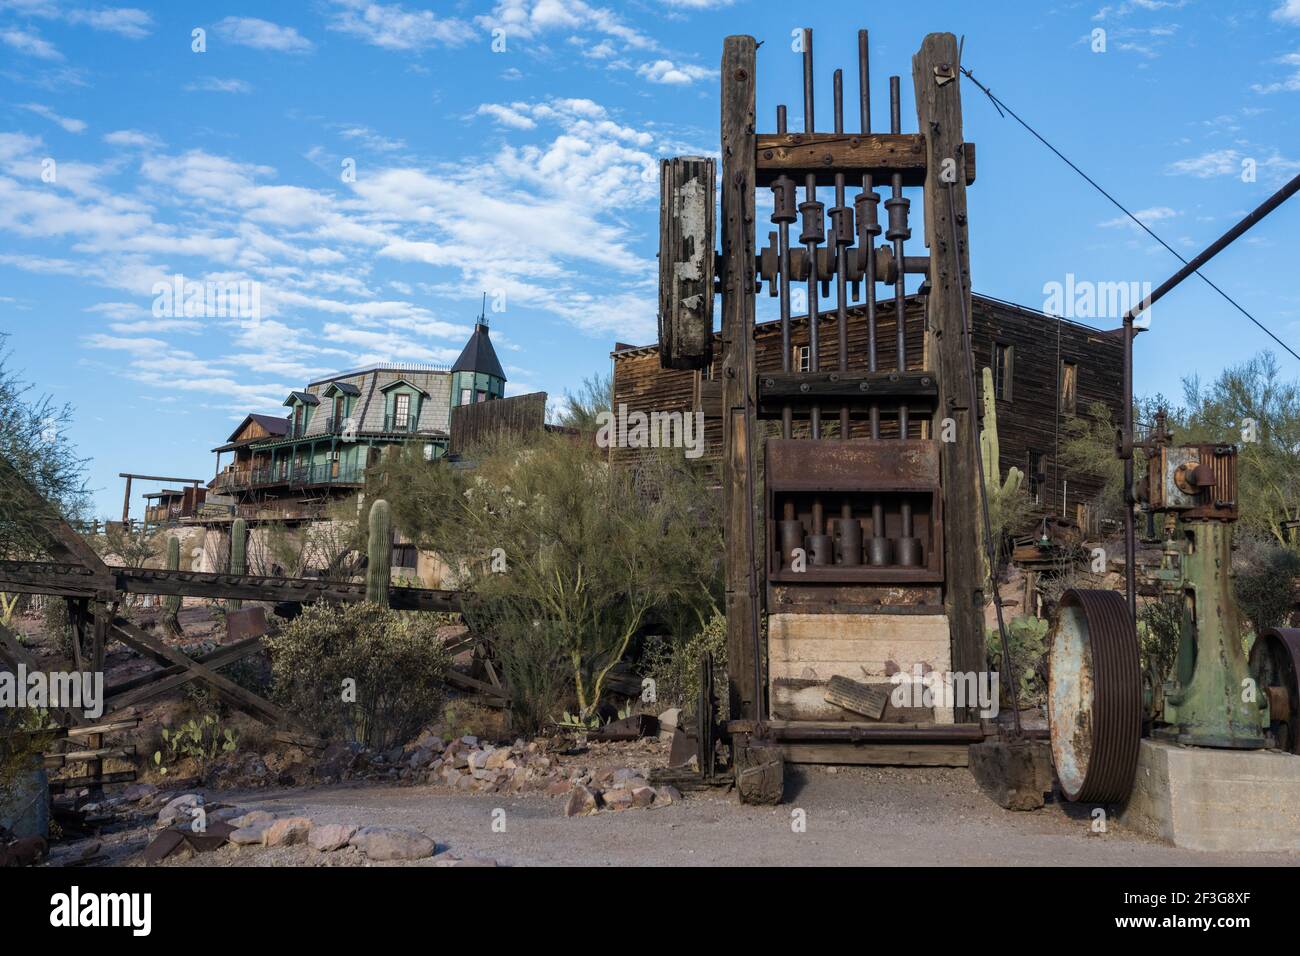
xmin=110 ymin=617 xmax=296 ymax=728
xmin=824 ymin=674 xmax=890 ymax=719
xmin=0 ymin=456 xmax=115 ymax=584
xmin=0 ymin=620 xmax=88 ymax=727
xmin=720 ymin=34 xmax=760 ymax=721
xmin=913 ymin=34 xmax=984 ymax=722
xmin=658 ymin=156 xmax=716 ymax=370
xmin=754 ymin=133 xmax=976 ymax=188
xmin=780 ymin=742 xmax=969 ymax=766
xmin=103 ymin=637 xmax=267 ymax=713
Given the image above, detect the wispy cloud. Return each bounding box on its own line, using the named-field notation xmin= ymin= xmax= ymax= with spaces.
xmin=0 ymin=25 xmax=61 ymax=59
xmin=213 ymin=16 xmax=314 ymax=53
xmin=184 ymin=76 xmax=255 ymax=94
xmin=19 ymin=102 xmax=86 ymax=133
xmin=637 ymin=59 xmax=715 ymax=85
xmin=326 ymin=0 xmax=476 ymax=50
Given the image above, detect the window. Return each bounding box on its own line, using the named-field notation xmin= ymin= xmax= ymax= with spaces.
xmin=392 ymin=544 xmax=418 ymax=569
xmin=333 ymin=395 xmax=345 ymax=426
xmin=460 ymin=388 xmax=472 ymax=405
xmin=293 ymin=404 xmax=304 ymax=437
xmin=476 ymin=390 xmax=487 ymax=402
xmin=394 ymin=393 xmax=410 ymax=428
xmin=993 ymin=343 xmax=1013 ymax=401
xmin=1027 ymin=449 xmax=1044 ymax=502
xmin=795 ymin=345 xmax=810 ymax=372
xmin=1060 ymin=361 xmax=1077 ymax=416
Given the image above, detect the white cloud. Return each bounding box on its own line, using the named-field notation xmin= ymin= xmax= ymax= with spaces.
xmin=104 ymin=129 xmax=163 ymax=149
xmin=1166 ymin=148 xmax=1300 ymax=181
xmin=1 ymin=26 xmax=62 ymax=59
xmin=476 ymin=103 xmax=537 ymax=129
xmin=477 ymin=0 xmax=658 ymax=51
xmin=1252 ymin=50 xmax=1300 ymax=95
xmin=19 ymin=102 xmax=86 ymax=133
xmin=326 ymin=0 xmax=476 ymax=50
xmin=637 ymin=58 xmax=715 ymax=85
xmin=338 ymin=125 xmax=406 ymax=152
xmin=1098 ymin=206 xmax=1178 ymax=228
xmin=1273 ymin=1 xmax=1300 ymax=25
xmin=185 ymin=76 xmax=254 ymax=94
xmin=64 ymin=7 xmax=152 ymax=39
xmin=213 ymin=17 xmax=314 ymax=53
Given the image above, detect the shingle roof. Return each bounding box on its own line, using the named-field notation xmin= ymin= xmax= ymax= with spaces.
xmin=451 ymin=322 xmax=506 ymax=381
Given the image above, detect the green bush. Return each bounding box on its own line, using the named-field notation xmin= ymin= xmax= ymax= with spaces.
xmin=1138 ymin=598 xmax=1182 ymax=686
xmin=1233 ymin=535 xmax=1300 ymax=637
xmin=642 ymin=611 xmax=729 ymax=718
xmin=266 ymin=602 xmax=450 ymax=751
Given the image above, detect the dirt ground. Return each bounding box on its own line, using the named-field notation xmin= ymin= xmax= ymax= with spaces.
xmin=51 ymin=764 xmax=1299 ymax=868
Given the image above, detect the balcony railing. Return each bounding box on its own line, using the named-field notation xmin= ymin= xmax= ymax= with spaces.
xmin=382 ymin=413 xmax=417 ymax=434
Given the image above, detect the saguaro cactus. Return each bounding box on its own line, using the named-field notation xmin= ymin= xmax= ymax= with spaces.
xmin=227 ymin=518 xmax=246 ymax=612
xmin=367 ymin=498 xmax=391 ymax=606
xmin=980 ymin=367 xmax=1023 ymax=503
xmin=163 ymin=536 xmax=182 ymax=634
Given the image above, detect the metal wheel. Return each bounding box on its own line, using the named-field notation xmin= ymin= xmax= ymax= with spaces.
xmin=1047 ymin=589 xmax=1143 ymax=803
xmin=1249 ymin=627 xmax=1300 ymax=754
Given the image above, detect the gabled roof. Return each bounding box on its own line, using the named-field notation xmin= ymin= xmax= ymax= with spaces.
xmin=451 ymin=322 xmax=506 ymax=381
xmin=283 ymin=390 xmax=320 ymax=407
xmin=222 ymin=412 xmax=290 ymax=444
xmin=378 ymin=378 xmax=430 ymax=396
xmin=322 ymin=381 xmax=361 ymax=398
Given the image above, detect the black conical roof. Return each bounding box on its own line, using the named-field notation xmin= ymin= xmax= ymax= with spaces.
xmin=451 ymin=321 xmax=505 ymax=381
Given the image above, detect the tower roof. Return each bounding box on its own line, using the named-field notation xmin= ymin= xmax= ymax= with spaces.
xmin=451 ymin=321 xmax=506 ymax=381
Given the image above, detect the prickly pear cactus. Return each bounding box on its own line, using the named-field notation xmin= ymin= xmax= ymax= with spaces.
xmin=367 ymin=499 xmax=391 ymax=607
xmin=227 ymin=517 xmax=246 ymax=612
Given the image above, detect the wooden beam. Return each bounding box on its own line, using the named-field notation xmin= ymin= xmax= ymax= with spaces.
xmin=780 ymin=742 xmax=970 ymax=766
xmin=913 ymin=34 xmax=985 ymax=721
xmin=755 ymin=132 xmax=975 ymax=187
xmin=110 ymin=616 xmax=296 ymax=728
xmin=720 ymin=35 xmax=760 ymax=722
xmin=0 ymin=456 xmax=114 ymax=584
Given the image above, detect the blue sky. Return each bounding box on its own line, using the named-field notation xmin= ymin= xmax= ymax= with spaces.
xmin=1 ymin=0 xmax=1298 ymax=519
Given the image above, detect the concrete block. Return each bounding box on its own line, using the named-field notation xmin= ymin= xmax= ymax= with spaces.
xmin=1118 ymin=739 xmax=1300 ymax=852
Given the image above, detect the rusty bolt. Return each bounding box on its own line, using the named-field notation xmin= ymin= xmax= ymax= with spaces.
xmin=764 ymin=150 xmax=774 ymax=159
xmin=823 ymin=154 xmax=833 ymax=165
xmin=858 ymin=382 xmax=870 ymax=392
xmin=799 ymin=383 xmax=810 ymax=393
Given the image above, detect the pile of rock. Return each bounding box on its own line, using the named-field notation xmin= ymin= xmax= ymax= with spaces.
xmin=563 ymin=769 xmax=682 ymax=817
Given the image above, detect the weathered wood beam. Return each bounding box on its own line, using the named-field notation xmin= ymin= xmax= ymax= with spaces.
xmin=913 ymin=33 xmax=985 ymax=721
xmin=755 ymin=133 xmax=975 ymax=187
xmin=0 ymin=455 xmax=115 ymax=585
xmin=0 ymin=560 xmax=460 ymax=611
xmin=720 ymin=35 xmax=760 ymax=722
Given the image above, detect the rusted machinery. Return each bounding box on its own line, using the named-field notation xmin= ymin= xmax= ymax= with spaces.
xmin=1047 ymin=173 xmax=1300 ymax=804
xmin=657 ymin=27 xmax=990 ymax=795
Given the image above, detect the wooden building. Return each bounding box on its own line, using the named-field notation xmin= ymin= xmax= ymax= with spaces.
xmin=611 ymin=293 xmax=1124 ymax=526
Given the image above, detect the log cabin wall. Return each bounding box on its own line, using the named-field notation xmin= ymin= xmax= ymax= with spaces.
xmin=611 ymin=294 xmax=1124 ymax=521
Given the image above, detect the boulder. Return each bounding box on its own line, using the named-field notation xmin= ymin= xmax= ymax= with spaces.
xmin=653 ymin=785 xmax=683 ymax=806
xmin=264 ymin=816 xmax=312 ymax=847
xmin=602 ymin=789 xmax=635 ymax=811
xmin=308 ymin=823 xmax=357 ymax=852
xmin=630 ymin=786 xmax=656 ymax=809
xmin=349 ymin=826 xmax=436 ymax=861
xmin=157 ymin=794 xmax=203 ymax=828
xmin=228 ymin=810 xmax=275 ymax=830
xmin=123 ymin=783 xmax=158 ymax=803
xmin=563 ymin=786 xmax=599 ymax=818
xmin=229 ymin=823 xmax=270 ymax=846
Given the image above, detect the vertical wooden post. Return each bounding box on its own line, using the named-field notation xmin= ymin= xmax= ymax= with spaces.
xmin=913 ymin=34 xmax=984 ymax=720
xmin=120 ymin=474 xmax=132 ymax=524
xmin=720 ymin=35 xmax=759 ymax=721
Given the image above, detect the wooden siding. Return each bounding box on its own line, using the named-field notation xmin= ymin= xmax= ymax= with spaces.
xmin=611 ymin=295 xmax=1123 ymax=513
xmin=450 ymin=391 xmax=547 ymax=457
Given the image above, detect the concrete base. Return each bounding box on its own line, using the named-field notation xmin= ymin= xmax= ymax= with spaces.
xmin=1118 ymin=739 xmax=1300 ymax=852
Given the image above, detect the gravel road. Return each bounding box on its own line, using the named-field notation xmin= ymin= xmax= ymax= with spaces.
xmin=108 ymin=765 xmax=1298 ymax=867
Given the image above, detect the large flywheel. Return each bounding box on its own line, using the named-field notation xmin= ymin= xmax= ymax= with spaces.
xmin=1249 ymin=627 xmax=1300 ymax=754
xmin=1047 ymin=589 xmax=1143 ymax=803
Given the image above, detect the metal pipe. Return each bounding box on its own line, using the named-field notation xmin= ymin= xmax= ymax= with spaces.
xmin=802 ymin=27 xmax=821 ymax=439
xmin=833 ymin=69 xmax=850 ymax=441
xmin=1119 ymin=169 xmax=1300 ymax=621
xmin=776 ymin=104 xmax=793 ymax=442
xmin=889 ymin=76 xmax=913 ymax=552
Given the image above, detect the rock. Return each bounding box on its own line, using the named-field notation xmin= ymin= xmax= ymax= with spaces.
xmin=264 ymin=816 xmax=312 ymax=847
xmin=452 ymin=753 xmax=470 ymax=770
xmin=485 ymin=748 xmax=511 ymax=770
xmin=430 ymin=850 xmax=461 ymax=867
xmin=229 ymin=823 xmax=270 ymax=846
xmin=209 ymin=806 xmax=246 ymax=823
xmin=614 ymin=775 xmax=649 ymax=791
xmin=467 ymin=749 xmax=492 ymax=771
xmin=602 ymin=789 xmax=634 ymax=811
xmin=563 ymin=786 xmax=599 ymax=817
xmin=654 ymin=786 xmax=683 ymax=806
xmin=545 ymin=781 xmax=572 ymax=797
xmin=157 ymin=794 xmax=203 ymax=827
xmin=349 ymin=826 xmax=436 ymax=861
xmin=308 ymin=823 xmax=357 ymax=852
xmin=228 ymin=810 xmax=275 ymax=829
xmin=123 ymin=783 xmax=158 ymax=803
xmin=658 ymin=708 xmax=682 ymax=740
xmin=460 ymin=735 xmax=478 ymax=747
xmin=407 ymin=747 xmax=435 ymax=770
xmin=455 ymin=856 xmax=499 ymax=867
xmin=631 ymin=786 xmax=656 ymax=809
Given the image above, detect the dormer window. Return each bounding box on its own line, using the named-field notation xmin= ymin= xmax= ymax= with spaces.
xmin=394 ymin=393 xmax=410 ymax=428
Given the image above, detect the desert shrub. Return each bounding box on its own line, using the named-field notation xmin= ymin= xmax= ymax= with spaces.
xmin=986 ymin=616 xmax=1049 ymax=707
xmin=0 ymin=708 xmax=55 ymax=834
xmin=474 ymin=605 xmax=571 ymax=735
xmin=1137 ymin=597 xmax=1182 ymax=686
xmin=41 ymin=598 xmax=73 ymax=662
xmin=641 ymin=611 xmax=729 ymax=717
xmin=1233 ymin=533 xmax=1300 ymax=637
xmin=266 ymin=602 xmax=450 ymax=751
xmin=152 ymin=713 xmax=239 ymax=777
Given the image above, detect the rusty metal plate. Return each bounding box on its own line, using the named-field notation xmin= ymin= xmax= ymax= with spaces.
xmin=225 ymin=606 xmax=269 ymax=643
xmin=1250 ymin=627 xmax=1300 ymax=754
xmin=766 ymin=438 xmax=940 ymax=492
